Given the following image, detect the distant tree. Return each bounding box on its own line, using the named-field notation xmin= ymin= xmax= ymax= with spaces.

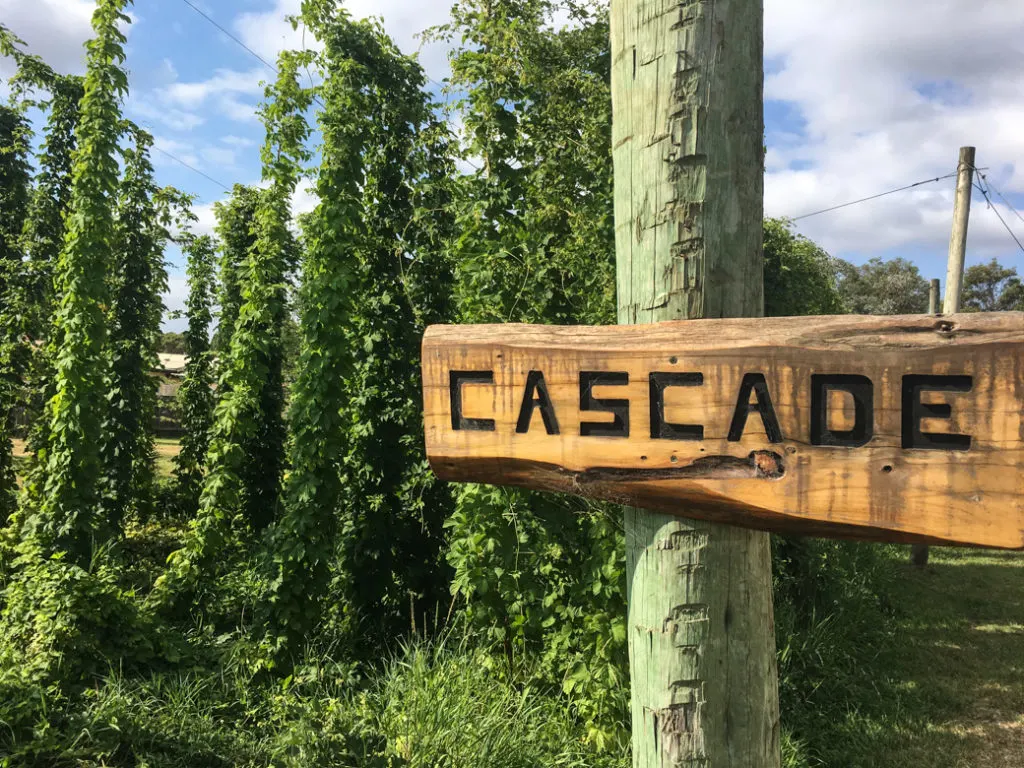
xmin=836 ymin=257 xmax=930 ymax=315
xmin=962 ymin=258 xmax=1024 ymax=312
xmin=1001 ymin=281 xmax=1024 ymax=311
xmin=158 ymin=332 xmax=187 ymax=354
xmin=763 ymin=218 xmax=844 ymax=317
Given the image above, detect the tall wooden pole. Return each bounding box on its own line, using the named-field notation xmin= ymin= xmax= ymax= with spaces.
xmin=943 ymin=146 xmax=976 ymax=314
xmin=929 ymin=279 xmax=941 ymax=315
xmin=610 ymin=1 xmax=780 ymax=765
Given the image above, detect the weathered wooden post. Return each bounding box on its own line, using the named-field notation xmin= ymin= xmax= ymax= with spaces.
xmin=943 ymin=146 xmax=976 ymax=315
xmin=609 ymin=0 xmax=779 ymax=764
xmin=929 ymin=279 xmax=941 ymax=315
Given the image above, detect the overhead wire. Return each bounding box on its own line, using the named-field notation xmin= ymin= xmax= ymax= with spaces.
xmin=975 ymin=170 xmax=1024 ymax=226
xmin=789 ymin=173 xmax=958 ymax=221
xmin=151 ymin=143 xmax=231 ymax=192
xmin=180 ymin=0 xmax=279 ymax=74
xmin=971 ymin=169 xmax=1024 ymax=256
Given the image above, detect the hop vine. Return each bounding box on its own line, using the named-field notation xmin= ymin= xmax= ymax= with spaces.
xmin=18 ymin=0 xmax=132 ymax=563
xmin=100 ymin=126 xmax=171 ymax=530
xmin=0 ymin=104 xmax=32 ymax=523
xmin=152 ymin=50 xmax=312 ymax=610
xmin=173 ymin=235 xmax=217 ymax=516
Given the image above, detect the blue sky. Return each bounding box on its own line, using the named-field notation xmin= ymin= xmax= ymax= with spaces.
xmin=2 ymin=0 xmax=1023 ymax=330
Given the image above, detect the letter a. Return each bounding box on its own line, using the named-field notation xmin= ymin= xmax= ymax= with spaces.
xmin=516 ymin=371 xmax=560 ymax=435
xmin=728 ymin=373 xmax=783 ymax=443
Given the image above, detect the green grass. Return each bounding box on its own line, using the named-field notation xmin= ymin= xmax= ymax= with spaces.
xmin=786 ymin=546 xmax=1024 ymax=767
xmin=10 ymin=438 xmax=180 ymax=482
xmin=154 ymin=438 xmax=180 ymax=479
xmin=0 ymin=637 xmax=628 ymax=767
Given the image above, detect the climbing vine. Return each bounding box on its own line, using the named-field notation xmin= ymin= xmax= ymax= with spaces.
xmin=0 ymin=104 xmax=32 ymax=523
xmin=100 ymin=126 xmax=171 ymax=530
xmin=430 ymin=0 xmax=628 ymax=744
xmin=16 ymin=0 xmax=131 ymax=563
xmin=212 ymin=184 xmax=260 ymax=356
xmin=9 ymin=77 xmax=83 ymax=518
xmin=173 ymin=234 xmax=216 ymax=516
xmin=263 ymin=1 xmax=457 ymax=654
xmin=329 ymin=26 xmax=456 ymax=653
xmin=0 ymin=0 xmax=158 ymax=692
xmin=153 ymin=50 xmax=312 ymax=610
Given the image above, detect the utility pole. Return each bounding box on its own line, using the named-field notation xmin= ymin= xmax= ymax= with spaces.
xmin=610 ymin=1 xmax=779 ymax=765
xmin=943 ymin=146 xmax=976 ymax=314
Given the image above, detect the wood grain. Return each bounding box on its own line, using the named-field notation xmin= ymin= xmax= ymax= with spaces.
xmin=423 ymin=312 xmax=1024 ymax=549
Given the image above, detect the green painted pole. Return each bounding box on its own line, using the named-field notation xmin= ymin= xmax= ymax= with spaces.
xmin=610 ymin=1 xmax=781 ymax=765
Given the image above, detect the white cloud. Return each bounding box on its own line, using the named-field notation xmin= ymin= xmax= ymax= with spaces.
xmin=162 ymin=67 xmax=266 ymax=109
xmin=221 ymin=134 xmax=257 ymax=149
xmin=128 ymin=60 xmax=265 ymax=126
xmin=292 ymin=177 xmax=318 ymax=219
xmin=201 ymin=146 xmax=240 ymax=170
xmin=764 ymin=0 xmax=1024 ymax=269
xmin=234 ymin=0 xmax=453 ymax=84
xmin=0 ymin=0 xmax=93 ymax=77
xmin=219 ymin=95 xmax=260 ymax=123
xmin=162 ymin=275 xmax=188 ymax=332
xmin=131 ymin=100 xmax=206 ymax=132
xmin=192 ymin=200 xmax=219 ymax=239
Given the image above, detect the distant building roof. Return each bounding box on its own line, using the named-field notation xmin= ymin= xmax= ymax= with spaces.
xmin=158 ymin=353 xmax=187 ymax=373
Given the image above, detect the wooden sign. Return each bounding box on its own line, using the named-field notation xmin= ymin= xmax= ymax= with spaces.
xmin=422 ymin=313 xmax=1024 ymax=549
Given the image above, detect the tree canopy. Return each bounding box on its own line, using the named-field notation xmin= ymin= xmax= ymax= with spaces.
xmin=836 ymin=256 xmax=930 ymax=315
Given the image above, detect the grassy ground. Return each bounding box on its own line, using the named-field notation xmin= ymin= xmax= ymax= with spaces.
xmin=154 ymin=437 xmax=181 ymax=478
xmin=11 ymin=438 xmax=28 ymax=483
xmin=12 ymin=438 xmax=181 ymax=481
xmin=830 ymin=547 xmax=1024 ymax=767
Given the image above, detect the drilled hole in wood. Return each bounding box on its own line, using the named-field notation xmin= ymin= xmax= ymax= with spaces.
xmin=670 ymin=455 xmax=678 ymax=463
xmin=669 ymin=356 xmax=678 ymax=364
xmin=882 ymin=465 xmax=894 ymax=474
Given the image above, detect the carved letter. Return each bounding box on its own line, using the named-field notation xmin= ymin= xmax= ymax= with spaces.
xmin=902 ymin=375 xmax=973 ymax=451
xmin=580 ymin=372 xmax=630 ymax=438
xmin=649 ymin=372 xmax=704 ymax=441
xmin=811 ymin=374 xmax=874 ymax=447
xmin=516 ymin=371 xmax=560 ymax=435
xmin=728 ymin=373 xmax=783 ymax=443
xmin=449 ymin=371 xmax=496 ymax=432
